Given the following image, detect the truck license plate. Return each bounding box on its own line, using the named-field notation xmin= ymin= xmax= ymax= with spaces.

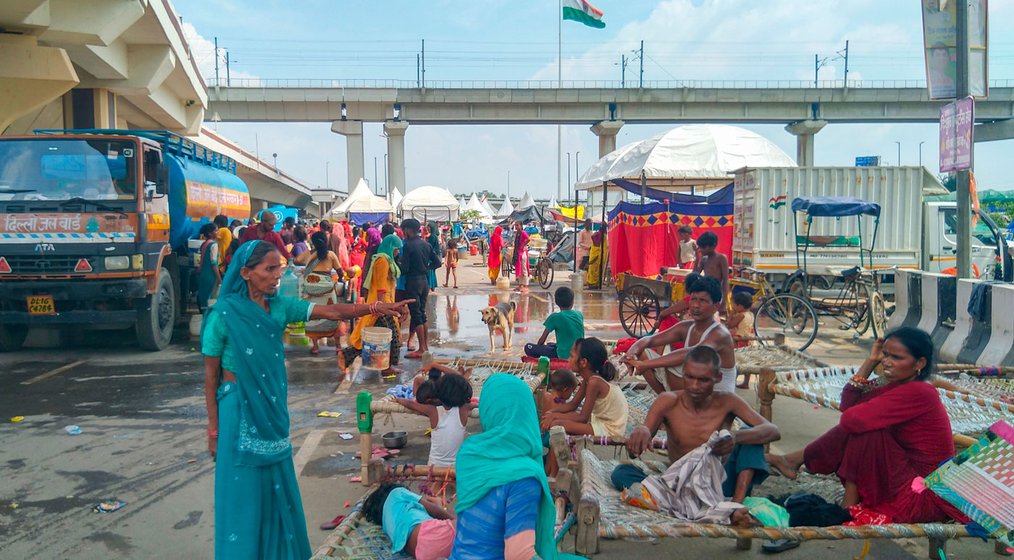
xmin=27 ymin=295 xmax=55 ymax=315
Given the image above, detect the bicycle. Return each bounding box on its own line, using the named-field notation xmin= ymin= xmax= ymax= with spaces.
xmin=734 ymin=267 xmax=820 ymax=351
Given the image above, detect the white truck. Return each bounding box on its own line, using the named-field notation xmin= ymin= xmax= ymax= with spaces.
xmin=731 ymin=166 xmax=1010 ymax=290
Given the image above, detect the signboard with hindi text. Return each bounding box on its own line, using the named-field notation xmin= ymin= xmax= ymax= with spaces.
xmin=921 ymin=0 xmax=988 ymax=100
xmin=939 ymin=96 xmax=974 ymax=173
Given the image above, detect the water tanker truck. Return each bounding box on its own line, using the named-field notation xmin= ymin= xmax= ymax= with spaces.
xmin=0 ymin=130 xmax=251 ymax=351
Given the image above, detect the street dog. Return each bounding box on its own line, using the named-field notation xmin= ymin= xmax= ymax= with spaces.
xmin=480 ymin=301 xmax=516 ymax=352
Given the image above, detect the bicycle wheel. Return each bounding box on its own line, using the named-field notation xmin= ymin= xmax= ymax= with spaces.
xmin=852 ymin=282 xmax=872 ymax=335
xmin=537 ymin=257 xmax=554 ymax=289
xmin=754 ymin=293 xmax=819 ymax=352
xmin=870 ymin=290 xmax=889 ymax=339
xmin=619 ymin=285 xmax=660 ymax=338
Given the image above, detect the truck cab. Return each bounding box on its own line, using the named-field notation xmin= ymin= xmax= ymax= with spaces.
xmin=0 ymin=130 xmax=248 ymax=351
xmin=923 ymin=201 xmax=1010 ymax=280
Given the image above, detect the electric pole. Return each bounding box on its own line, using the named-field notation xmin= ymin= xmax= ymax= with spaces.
xmin=955 ymin=0 xmax=972 ymax=278
xmin=214 ymin=37 xmax=219 ymax=85
xmin=639 ymin=40 xmax=644 ymax=88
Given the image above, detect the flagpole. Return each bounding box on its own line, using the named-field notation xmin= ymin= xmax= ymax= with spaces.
xmin=557 ymin=0 xmax=563 ymax=203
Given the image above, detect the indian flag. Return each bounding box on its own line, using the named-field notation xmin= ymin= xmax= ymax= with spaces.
xmin=562 ymin=0 xmax=605 ymax=29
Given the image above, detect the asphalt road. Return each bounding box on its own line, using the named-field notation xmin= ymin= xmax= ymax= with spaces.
xmin=0 ymin=262 xmax=1000 ymax=559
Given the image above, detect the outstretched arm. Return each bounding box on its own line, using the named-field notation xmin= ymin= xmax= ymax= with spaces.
xmin=311 ymin=300 xmax=413 ymax=321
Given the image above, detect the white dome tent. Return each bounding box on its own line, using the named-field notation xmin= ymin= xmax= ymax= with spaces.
xmin=399 ymin=185 xmax=461 ymax=222
xmin=517 ymin=192 xmax=536 ymax=210
xmin=331 ymin=178 xmax=393 ymax=224
xmin=576 ymin=124 xmax=796 ymax=190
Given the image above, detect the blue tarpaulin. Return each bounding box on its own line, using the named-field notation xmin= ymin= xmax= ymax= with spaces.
xmin=791 ymin=197 xmax=881 ymax=218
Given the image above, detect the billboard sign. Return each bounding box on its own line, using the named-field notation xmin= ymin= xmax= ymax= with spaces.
xmin=939 ymin=96 xmax=974 ymax=173
xmin=855 ymin=156 xmax=881 ymax=167
xmin=921 ymin=0 xmax=988 ymax=100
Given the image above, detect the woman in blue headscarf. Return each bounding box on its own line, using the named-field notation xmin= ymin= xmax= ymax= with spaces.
xmin=202 ymin=240 xmax=411 ymax=559
xmin=451 ymin=374 xmax=583 ymax=560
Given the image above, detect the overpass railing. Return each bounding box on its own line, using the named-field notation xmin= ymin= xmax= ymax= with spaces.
xmin=208 ymin=78 xmax=1014 ymax=90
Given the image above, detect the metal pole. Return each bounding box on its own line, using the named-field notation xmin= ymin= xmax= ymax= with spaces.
xmin=214 ymin=37 xmax=219 ymax=85
xmin=325 ymin=161 xmax=330 ymax=189
xmin=225 ymin=49 xmax=231 ymax=86
xmin=621 ymin=54 xmax=626 ymax=87
xmin=507 ymin=170 xmax=510 ymax=198
xmin=557 ymin=0 xmax=563 ymax=206
xmin=416 ymin=54 xmax=420 ymax=86
xmin=374 ymin=157 xmax=379 ymax=195
xmin=843 ymin=40 xmax=849 ymax=85
xmin=421 ymin=39 xmax=426 ymax=88
xmin=639 ymin=40 xmax=644 ymax=88
xmin=814 ymin=54 xmax=818 ymax=87
xmin=919 ymin=141 xmax=925 ymax=167
xmin=895 ymin=141 xmax=901 ymax=166
xmin=955 ymin=0 xmax=972 ymax=278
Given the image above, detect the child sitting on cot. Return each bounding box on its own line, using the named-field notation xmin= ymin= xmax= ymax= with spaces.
xmin=540 ymin=368 xmax=579 ymax=415
xmin=541 ymin=338 xmax=630 ymax=475
xmin=362 ymin=482 xmax=455 ymax=560
xmin=524 ymin=286 xmax=584 ymax=360
xmin=395 ymin=373 xmax=476 ymax=467
xmin=725 ymin=291 xmax=756 ymax=388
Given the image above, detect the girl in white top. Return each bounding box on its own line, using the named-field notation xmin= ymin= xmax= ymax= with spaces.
xmin=394 ymin=371 xmax=476 ymax=467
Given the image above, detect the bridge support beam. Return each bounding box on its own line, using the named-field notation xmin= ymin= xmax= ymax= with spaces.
xmin=591 ymin=120 xmax=624 ymax=158
xmin=331 ymin=120 xmax=364 ymax=189
xmin=384 ymin=120 xmax=409 ymax=199
xmin=784 ymin=119 xmax=827 ymax=167
xmin=974 ymin=119 xmax=1014 ymax=143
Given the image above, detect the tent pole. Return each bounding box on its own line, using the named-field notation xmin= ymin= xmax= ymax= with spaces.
xmin=598 ymin=181 xmax=607 ymax=289
xmin=573 ymin=183 xmax=579 ymax=274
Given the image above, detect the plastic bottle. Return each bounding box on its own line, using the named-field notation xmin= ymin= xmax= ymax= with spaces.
xmin=538 ymin=356 xmax=551 ymax=385
xmin=280 ymin=259 xmax=299 ymax=300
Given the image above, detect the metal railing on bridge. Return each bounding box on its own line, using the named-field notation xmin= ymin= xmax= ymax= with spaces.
xmin=208 ymin=78 xmax=1014 ymax=90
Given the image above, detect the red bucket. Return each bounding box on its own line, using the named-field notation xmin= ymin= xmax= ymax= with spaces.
xmin=469 ymin=244 xmax=478 ymax=256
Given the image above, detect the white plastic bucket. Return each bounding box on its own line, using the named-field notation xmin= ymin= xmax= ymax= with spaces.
xmin=361 ymin=327 xmax=392 ymax=370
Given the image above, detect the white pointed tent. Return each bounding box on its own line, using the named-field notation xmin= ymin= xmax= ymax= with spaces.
xmin=331 ymin=178 xmax=393 ymax=224
xmin=399 ymin=185 xmax=461 ymax=222
xmin=389 ymin=187 xmax=403 ymax=211
xmin=480 ymin=197 xmax=498 ymax=218
xmin=464 ymin=193 xmax=493 ymax=220
xmin=548 ymin=196 xmax=559 ymax=208
xmin=495 ymin=197 xmax=515 ymax=217
xmin=517 ymin=192 xmax=536 ymax=210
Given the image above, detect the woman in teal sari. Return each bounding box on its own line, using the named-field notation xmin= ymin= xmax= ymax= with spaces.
xmin=451 ymin=374 xmax=583 ymax=559
xmin=202 ymin=240 xmax=411 ymax=559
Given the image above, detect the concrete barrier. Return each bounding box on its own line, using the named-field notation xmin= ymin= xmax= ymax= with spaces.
xmin=979 ymin=283 xmax=1014 ymax=367
xmin=939 ymin=280 xmax=974 ymax=363
xmin=888 ymin=269 xmax=921 ymax=330
xmin=915 ymin=272 xmax=957 ymax=351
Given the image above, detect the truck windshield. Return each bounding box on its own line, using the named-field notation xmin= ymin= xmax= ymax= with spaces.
xmin=0 ymin=138 xmax=137 ymax=202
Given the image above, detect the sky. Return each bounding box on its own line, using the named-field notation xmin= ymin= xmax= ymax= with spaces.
xmin=171 ymin=0 xmax=1014 ymax=199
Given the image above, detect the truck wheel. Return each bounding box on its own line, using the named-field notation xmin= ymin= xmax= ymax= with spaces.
xmin=0 ymin=325 xmax=28 ymax=352
xmin=136 ymin=267 xmax=176 ymax=351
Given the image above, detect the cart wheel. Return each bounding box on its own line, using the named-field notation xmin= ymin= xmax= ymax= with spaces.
xmin=754 ymin=293 xmax=818 ymax=352
xmin=870 ymin=291 xmax=888 ymax=339
xmin=619 ymin=285 xmax=660 ymax=338
xmin=537 ymin=257 xmax=554 ymax=289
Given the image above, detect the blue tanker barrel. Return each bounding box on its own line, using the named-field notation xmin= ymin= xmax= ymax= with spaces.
xmin=165 ymin=154 xmax=250 ymax=251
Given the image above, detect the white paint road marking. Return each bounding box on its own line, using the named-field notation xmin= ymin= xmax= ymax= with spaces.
xmin=20 ymin=359 xmax=88 ymax=385
xmin=293 ymin=429 xmax=327 ymax=477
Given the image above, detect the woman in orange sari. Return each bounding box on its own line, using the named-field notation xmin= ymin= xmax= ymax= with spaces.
xmin=487 ymin=225 xmax=504 ymax=286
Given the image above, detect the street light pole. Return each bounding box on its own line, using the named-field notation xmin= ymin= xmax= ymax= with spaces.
xmin=325 ymin=161 xmax=330 ymax=189
xmin=566 ymin=152 xmax=571 ymax=204
xmin=507 ymin=170 xmax=511 ymax=199
xmin=373 ymin=157 xmax=379 ymax=195
xmin=918 ymin=141 xmax=926 ymax=168
xmin=894 ymin=141 xmax=901 ymax=166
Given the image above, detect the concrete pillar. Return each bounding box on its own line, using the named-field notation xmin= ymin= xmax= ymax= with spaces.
xmin=784 ymin=119 xmax=827 ymax=167
xmin=331 ymin=120 xmax=364 ymax=188
xmin=384 ymin=120 xmax=409 ymax=197
xmin=591 ymin=120 xmax=624 ymax=158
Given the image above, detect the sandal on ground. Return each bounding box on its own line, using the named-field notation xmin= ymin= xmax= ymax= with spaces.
xmin=762 ymin=539 xmax=801 ymax=554
xmin=310 ymin=347 xmax=320 ymax=355
xmin=319 ymin=514 xmax=345 ymax=531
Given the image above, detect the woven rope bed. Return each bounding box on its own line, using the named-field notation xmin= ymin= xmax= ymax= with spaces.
xmin=572 ymin=448 xmax=971 ymax=557
xmin=759 ymin=366 xmax=1014 ymax=443
xmin=612 ymin=344 xmax=829 ymax=381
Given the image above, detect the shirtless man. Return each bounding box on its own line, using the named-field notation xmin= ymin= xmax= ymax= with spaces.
xmin=693 ymin=232 xmax=730 ymax=315
xmin=622 ymin=277 xmax=738 ymax=394
xmin=611 ymin=346 xmax=780 ymax=504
